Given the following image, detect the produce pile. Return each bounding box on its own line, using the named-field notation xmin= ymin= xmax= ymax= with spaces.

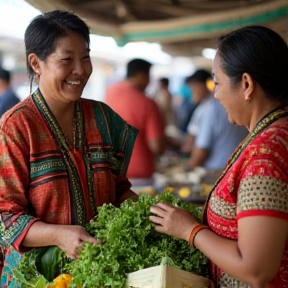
xmin=15 ymin=188 xmax=209 ymax=288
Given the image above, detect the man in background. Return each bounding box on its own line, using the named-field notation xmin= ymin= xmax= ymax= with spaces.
xmin=0 ymin=68 xmax=20 ymax=117
xmin=181 ymin=69 xmax=248 ymax=171
xmin=174 ymin=76 xmax=198 ymax=133
xmin=154 ymin=77 xmax=175 ymax=127
xmin=105 ymin=58 xmax=165 ymax=182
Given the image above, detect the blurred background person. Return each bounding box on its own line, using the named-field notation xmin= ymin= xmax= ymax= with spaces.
xmin=154 ymin=77 xmax=175 ymax=127
xmin=105 ymin=58 xmax=165 ymax=185
xmin=173 ymin=76 xmax=198 ymax=134
xmin=181 ymin=69 xmax=248 ymax=171
xmin=0 ymin=67 xmax=20 ymax=117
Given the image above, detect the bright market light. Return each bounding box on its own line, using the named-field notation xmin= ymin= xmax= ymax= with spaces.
xmin=202 ymin=48 xmax=217 ymax=60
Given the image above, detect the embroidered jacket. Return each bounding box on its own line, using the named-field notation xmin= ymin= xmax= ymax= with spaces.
xmin=0 ymin=89 xmax=137 ymax=284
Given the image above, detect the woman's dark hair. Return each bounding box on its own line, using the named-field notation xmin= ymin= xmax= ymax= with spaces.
xmin=24 ymin=10 xmax=90 ymax=85
xmin=217 ymin=25 xmax=288 ymax=104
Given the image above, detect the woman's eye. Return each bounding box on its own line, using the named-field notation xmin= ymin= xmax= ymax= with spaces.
xmin=61 ymin=58 xmax=72 ymax=61
xmin=83 ymin=55 xmax=91 ymax=60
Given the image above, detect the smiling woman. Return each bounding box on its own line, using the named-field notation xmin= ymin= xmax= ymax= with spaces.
xmin=149 ymin=25 xmax=288 ymax=288
xmin=28 ymin=32 xmax=93 ymax=123
xmin=0 ymin=10 xmax=139 ymax=287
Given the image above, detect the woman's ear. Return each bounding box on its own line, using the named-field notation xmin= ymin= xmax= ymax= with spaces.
xmin=28 ymin=53 xmax=41 ymax=75
xmin=242 ymin=72 xmax=254 ymax=101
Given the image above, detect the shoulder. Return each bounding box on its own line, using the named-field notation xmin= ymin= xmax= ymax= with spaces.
xmin=80 ymin=98 xmax=136 ymax=128
xmin=145 ymin=96 xmax=159 ymax=108
xmin=193 ymin=97 xmax=219 ymax=121
xmin=254 ymin=124 xmax=288 ymax=150
xmin=206 ymin=97 xmax=225 ymax=113
xmin=81 ymin=98 xmax=119 ymax=115
xmin=0 ymin=97 xmax=37 ymax=130
xmin=106 ymin=81 xmax=132 ymax=96
xmin=238 ymin=124 xmax=288 ymax=175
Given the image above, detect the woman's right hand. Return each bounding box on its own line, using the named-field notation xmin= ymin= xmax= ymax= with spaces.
xmin=22 ymin=221 xmax=103 ymax=259
xmin=54 ymin=225 xmax=102 ymax=259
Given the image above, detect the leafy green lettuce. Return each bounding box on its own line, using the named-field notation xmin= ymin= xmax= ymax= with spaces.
xmin=67 ymin=189 xmax=209 ymax=288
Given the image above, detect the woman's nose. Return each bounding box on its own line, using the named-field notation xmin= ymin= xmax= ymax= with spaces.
xmin=72 ymin=60 xmax=84 ymax=75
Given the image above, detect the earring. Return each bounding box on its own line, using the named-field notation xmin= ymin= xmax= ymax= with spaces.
xmin=35 ymin=73 xmax=40 ymax=83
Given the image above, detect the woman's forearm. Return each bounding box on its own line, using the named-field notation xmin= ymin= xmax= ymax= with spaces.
xmin=21 ymin=221 xmax=99 ymax=259
xmin=194 ymin=229 xmax=274 ymax=287
xmin=21 ymin=221 xmax=62 ymax=247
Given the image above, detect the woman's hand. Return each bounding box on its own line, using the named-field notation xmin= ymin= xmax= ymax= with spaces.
xmin=22 ymin=221 xmax=103 ymax=260
xmin=55 ymin=225 xmax=102 ymax=259
xmin=149 ymin=202 xmax=199 ymax=242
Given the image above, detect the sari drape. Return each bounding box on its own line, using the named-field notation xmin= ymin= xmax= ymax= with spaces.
xmin=207 ymin=123 xmax=288 ymax=287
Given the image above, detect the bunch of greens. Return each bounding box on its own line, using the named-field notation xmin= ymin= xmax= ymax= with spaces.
xmin=67 ymin=188 xmax=209 ymax=288
xmin=15 ymin=246 xmax=69 ymax=287
xmin=15 ymin=188 xmax=209 ymax=288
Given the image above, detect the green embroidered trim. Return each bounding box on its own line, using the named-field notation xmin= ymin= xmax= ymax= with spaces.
xmin=32 ymin=89 xmax=86 ymax=226
xmin=0 ymin=214 xmax=35 ymax=247
xmin=121 ymin=124 xmax=138 ymax=175
xmin=93 ymin=103 xmax=138 ymax=175
xmin=30 ymin=158 xmax=66 ymax=181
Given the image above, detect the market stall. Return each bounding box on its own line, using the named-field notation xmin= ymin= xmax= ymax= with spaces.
xmin=24 ymin=0 xmax=288 ymax=57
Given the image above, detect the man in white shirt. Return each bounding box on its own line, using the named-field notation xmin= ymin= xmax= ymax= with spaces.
xmin=181 ymin=69 xmax=248 ymax=171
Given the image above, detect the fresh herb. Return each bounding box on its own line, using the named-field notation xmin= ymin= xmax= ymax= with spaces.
xmin=16 ymin=188 xmax=209 ymax=288
xmin=67 ymin=188 xmax=209 ymax=288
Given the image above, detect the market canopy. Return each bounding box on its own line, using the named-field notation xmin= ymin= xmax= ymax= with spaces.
xmin=24 ymin=0 xmax=288 ymax=56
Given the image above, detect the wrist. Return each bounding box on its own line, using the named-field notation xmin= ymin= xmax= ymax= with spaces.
xmin=188 ymin=224 xmax=210 ymax=249
xmin=50 ymin=224 xmax=64 ymax=247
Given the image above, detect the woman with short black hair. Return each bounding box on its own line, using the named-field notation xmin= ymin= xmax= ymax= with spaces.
xmin=0 ymin=10 xmax=138 ymax=287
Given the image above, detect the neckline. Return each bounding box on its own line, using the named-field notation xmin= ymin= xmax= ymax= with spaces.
xmin=31 ymin=89 xmax=87 ymax=225
xmin=31 ymin=89 xmax=83 ymax=152
xmin=202 ymin=108 xmax=288 ymax=223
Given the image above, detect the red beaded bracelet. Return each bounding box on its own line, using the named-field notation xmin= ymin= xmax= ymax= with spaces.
xmin=188 ymin=224 xmax=210 ymax=249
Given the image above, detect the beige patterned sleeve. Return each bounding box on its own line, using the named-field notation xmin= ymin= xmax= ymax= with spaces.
xmin=238 ymin=175 xmax=288 ymax=215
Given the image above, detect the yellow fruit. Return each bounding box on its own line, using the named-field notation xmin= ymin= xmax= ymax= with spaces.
xmin=178 ymin=188 xmax=191 ymax=198
xmin=138 ymin=186 xmax=156 ymax=196
xmin=53 ymin=274 xmax=72 ymax=288
xmin=165 ymin=187 xmax=174 ymax=193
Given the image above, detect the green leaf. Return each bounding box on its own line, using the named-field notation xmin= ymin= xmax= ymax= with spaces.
xmin=12 ymin=268 xmax=36 ymax=287
xmin=19 ymin=188 xmax=209 ymax=288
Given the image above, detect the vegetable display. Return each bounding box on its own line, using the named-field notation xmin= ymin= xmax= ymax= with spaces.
xmin=15 ymin=188 xmax=209 ymax=288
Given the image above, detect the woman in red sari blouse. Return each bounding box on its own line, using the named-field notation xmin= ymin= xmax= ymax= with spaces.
xmin=150 ymin=25 xmax=288 ymax=288
xmin=0 ymin=10 xmax=138 ymax=286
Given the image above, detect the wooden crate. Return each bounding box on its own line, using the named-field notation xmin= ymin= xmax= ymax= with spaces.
xmin=125 ymin=265 xmax=211 ymax=288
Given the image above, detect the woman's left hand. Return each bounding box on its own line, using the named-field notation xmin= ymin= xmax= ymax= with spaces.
xmin=149 ymin=202 xmax=199 ymax=242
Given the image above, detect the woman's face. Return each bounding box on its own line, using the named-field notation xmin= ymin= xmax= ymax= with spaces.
xmin=212 ymin=52 xmax=246 ymax=126
xmin=37 ymin=32 xmax=92 ymax=104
